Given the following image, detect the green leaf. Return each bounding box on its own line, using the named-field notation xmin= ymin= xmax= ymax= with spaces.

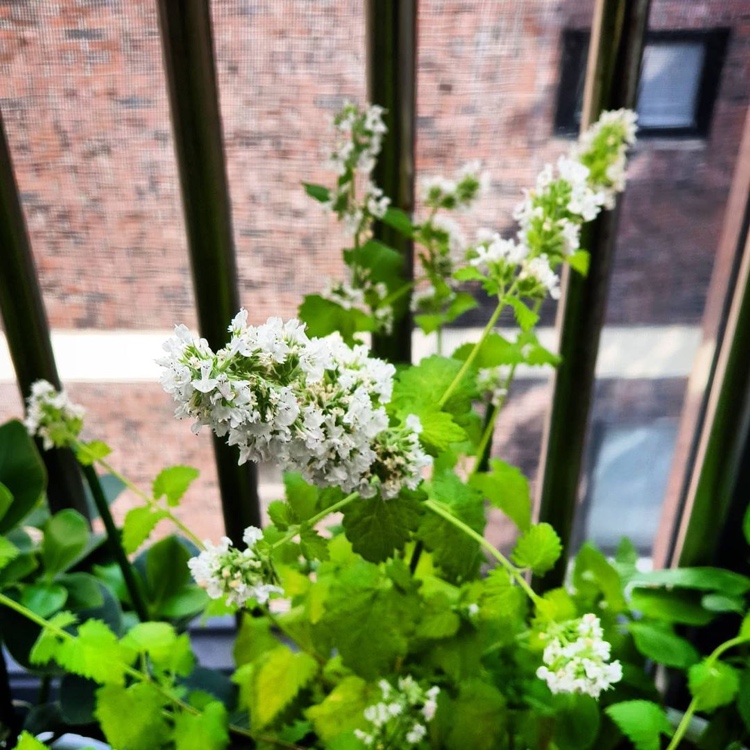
xmin=413 ymin=409 xmax=467 ymax=452
xmin=59 ymin=572 xmax=104 ymax=610
xmin=418 ymin=472 xmax=486 ymax=583
xmin=299 ymin=528 xmax=330 ymax=562
xmin=631 ymin=567 xmax=750 ymax=597
xmin=0 ymin=420 xmax=46 ymax=533
xmin=144 ymin=535 xmax=192 ymax=611
xmin=511 ymin=523 xmax=562 ymax=575
xmin=345 ymin=239 xmax=404 ymax=291
xmin=21 ymin=582 xmax=68 ymax=618
xmin=573 ymin=543 xmax=627 ymax=613
xmin=701 ymin=592 xmax=746 ymax=615
xmin=0 ymin=482 xmax=13 ymax=525
xmin=246 ymin=646 xmax=318 ymax=729
xmin=506 ymin=296 xmax=539 ymax=331
xmin=605 ymin=700 xmax=673 ymax=750
xmin=267 ymin=500 xmax=295 ymax=530
xmin=453 ymin=266 xmax=486 ymax=283
xmin=738 ymin=669 xmax=750 ymax=732
xmin=516 ymin=330 xmax=561 ymax=367
xmin=741 ymin=613 xmax=750 ymax=639
xmin=688 ymin=659 xmax=740 ymax=711
xmin=123 ymin=506 xmax=169 ymax=554
xmin=58 ymin=619 xmax=131 ymax=685
xmin=743 ymin=504 xmax=750 ymax=546
xmin=121 ymin=622 xmax=194 ymax=676
xmin=306 ymin=677 xmax=377 ymax=743
xmin=380 ymin=206 xmax=414 ymax=237
xmin=12 ymin=732 xmax=48 ymax=750
xmin=444 ymin=679 xmax=507 ymax=750
xmin=283 ymin=473 xmax=318 ymax=522
xmin=42 ymin=509 xmax=89 ymax=578
xmin=153 ymin=466 xmax=200 ymax=507
xmin=234 ymin=615 xmax=280 ymax=667
xmin=173 ymin=701 xmax=229 ymax=750
xmin=303 ymin=182 xmax=330 ymax=203
xmin=96 ymin=682 xmax=171 ymax=750
xmin=76 ymin=440 xmax=112 ymax=466
xmin=480 ymin=568 xmax=526 ymax=624
xmin=452 ymin=332 xmax=523 ymax=369
xmin=470 ymin=458 xmax=531 ymax=532
xmin=0 ymin=535 xmax=19 ymax=572
xmin=342 ymin=491 xmax=422 ymax=563
xmin=568 ymin=249 xmax=590 ymax=276
xmin=298 ymin=294 xmax=373 ymax=342
xmin=629 ymin=622 xmax=699 ymax=668
xmin=629 ymin=587 xmax=716 ymax=625
xmin=416 ymin=593 xmax=461 ymax=640
xmin=552 ymin=693 xmax=600 ymax=750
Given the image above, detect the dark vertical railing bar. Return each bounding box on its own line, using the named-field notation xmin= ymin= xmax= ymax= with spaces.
xmin=0 ymin=111 xmax=89 ymax=520
xmin=673 ymin=223 xmax=750 ymax=570
xmin=156 ymin=1 xmax=261 ymax=544
xmin=534 ymin=0 xmax=650 ymax=590
xmin=367 ymin=0 xmax=417 ymax=364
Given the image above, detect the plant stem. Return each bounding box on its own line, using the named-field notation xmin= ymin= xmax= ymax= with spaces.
xmin=665 ymin=634 xmax=750 ymax=750
xmin=438 ymin=297 xmax=505 ymax=408
xmin=92 ymin=454 xmax=203 ymax=548
xmin=81 ymin=463 xmax=150 ymax=622
xmin=0 ymin=642 xmax=20 ymax=746
xmin=272 ymin=492 xmax=359 ymax=550
xmin=471 ymin=364 xmax=517 ymax=476
xmin=423 ymin=499 xmax=542 ymax=606
xmin=408 ymin=541 xmax=423 ymax=574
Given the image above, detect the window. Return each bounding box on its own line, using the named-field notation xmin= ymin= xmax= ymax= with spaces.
xmin=554 ymin=28 xmax=730 ymax=138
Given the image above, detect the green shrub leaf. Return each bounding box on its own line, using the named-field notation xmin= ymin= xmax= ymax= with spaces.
xmin=306 ymin=676 xmax=377 ymax=743
xmin=173 ymin=701 xmax=229 ymax=750
xmin=629 ymin=622 xmax=699 ymax=669
xmin=42 ymin=509 xmax=89 ymax=578
xmin=470 ymin=459 xmax=531 ymax=532
xmin=123 ymin=506 xmax=168 ymax=554
xmin=96 ymin=682 xmax=171 ymax=750
xmin=153 ymin=466 xmax=200 ymax=507
xmin=688 ymin=659 xmax=740 ymax=711
xmin=511 ymin=523 xmax=562 ymax=575
xmin=605 ymin=700 xmax=673 ymax=750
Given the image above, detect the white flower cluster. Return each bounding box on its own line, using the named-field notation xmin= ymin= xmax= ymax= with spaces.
xmin=536 ymin=613 xmax=623 ymax=699
xmin=420 ymin=160 xmax=489 ymax=212
xmin=320 ymin=276 xmax=394 ymax=335
xmin=477 ymin=366 xmax=510 ymax=408
xmin=187 ymin=526 xmax=282 ymax=609
xmin=354 ymin=677 xmax=440 ymax=748
xmin=159 ymin=311 xmax=430 ymax=500
xmin=323 ymin=102 xmax=390 ymax=236
xmin=24 ymin=379 xmax=85 ymax=450
xmin=465 ymin=109 xmax=636 ymax=300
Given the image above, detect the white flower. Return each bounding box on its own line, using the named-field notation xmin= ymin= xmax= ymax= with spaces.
xmin=536 ymin=614 xmax=622 ymax=699
xmin=187 ymin=529 xmax=282 ymax=609
xmin=519 ymin=256 xmax=561 ymax=300
xmin=24 ymin=379 xmax=86 ymax=451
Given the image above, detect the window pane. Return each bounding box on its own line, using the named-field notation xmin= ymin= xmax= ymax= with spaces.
xmin=637 ymin=42 xmax=705 ymax=128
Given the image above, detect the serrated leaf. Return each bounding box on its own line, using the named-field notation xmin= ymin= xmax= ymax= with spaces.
xmin=418 ymin=473 xmax=485 ymax=583
xmin=453 ymin=266 xmax=486 ymax=282
xmin=153 ymin=466 xmax=200 ymax=507
xmin=416 ymin=593 xmax=461 ymax=640
xmin=605 ymin=700 xmax=673 ymax=750
xmin=573 ymin=543 xmax=627 ymax=612
xmin=283 ymin=473 xmax=318 ymax=522
xmin=29 ymin=610 xmax=77 ymax=666
xmin=76 ymin=440 xmax=112 ymax=466
xmin=247 ymin=646 xmax=319 ymax=729
xmin=342 ymin=491 xmax=422 ymax=563
xmin=56 ymin=619 xmax=132 ymax=685
xmin=452 ymin=332 xmax=523 ymax=369
xmin=414 ymin=409 xmax=467 ymax=452
xmin=470 ymin=458 xmax=531 ymax=531
xmin=306 ymin=676 xmax=377 ymax=743
xmin=299 ymin=528 xmax=330 ymax=562
xmin=173 ymin=701 xmax=229 ymax=750
xmin=96 ymin=682 xmax=171 ymax=750
xmin=121 ymin=621 xmax=194 ymax=676
xmin=12 ymin=732 xmax=48 ymax=750
xmin=0 ymin=536 xmax=19 ymax=572
xmin=688 ymin=659 xmax=740 ymax=711
xmin=511 ymin=523 xmax=562 ymax=575
xmin=506 ymin=296 xmax=539 ymax=331
xmin=629 ymin=621 xmax=699 ymax=669
xmin=444 ymin=679 xmax=507 ymax=750
xmin=268 ymin=500 xmax=295 ymax=530
xmin=234 ymin=615 xmax=280 ymax=667
xmin=123 ymin=506 xmax=168 ymax=554
xmin=516 ymin=330 xmax=561 ymax=367
xmin=480 ymin=568 xmax=526 ymax=623
xmin=631 ymin=567 xmax=750 ymax=597
xmin=345 ymin=239 xmax=404 ymax=291
xmin=298 ymin=294 xmax=373 ymax=342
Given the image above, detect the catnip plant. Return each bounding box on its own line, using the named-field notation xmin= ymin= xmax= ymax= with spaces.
xmin=7 ymin=103 xmax=744 ymax=750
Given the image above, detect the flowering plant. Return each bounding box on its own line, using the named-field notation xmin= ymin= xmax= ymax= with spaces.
xmin=2 ymin=103 xmax=749 ymax=750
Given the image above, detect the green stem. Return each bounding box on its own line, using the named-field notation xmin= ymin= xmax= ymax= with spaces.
xmin=438 ymin=297 xmax=505 ymax=408
xmin=81 ymin=464 xmax=150 ymax=622
xmin=665 ymin=634 xmax=750 ymax=750
xmin=472 ymin=364 xmax=517 ymax=476
xmin=378 ymin=280 xmax=415 ymax=309
xmin=408 ymin=541 xmax=424 ymax=574
xmin=272 ymin=492 xmax=360 ymax=550
xmin=423 ymin=499 xmax=542 ymax=606
xmin=92 ymin=453 xmax=203 ymax=549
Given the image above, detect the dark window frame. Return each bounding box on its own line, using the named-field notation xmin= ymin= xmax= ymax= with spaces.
xmin=554 ymin=27 xmax=730 ymax=139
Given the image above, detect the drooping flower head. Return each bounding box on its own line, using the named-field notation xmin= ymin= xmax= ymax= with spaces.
xmin=24 ymin=379 xmax=85 ymax=450
xmin=536 ymin=613 xmax=623 ymax=698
